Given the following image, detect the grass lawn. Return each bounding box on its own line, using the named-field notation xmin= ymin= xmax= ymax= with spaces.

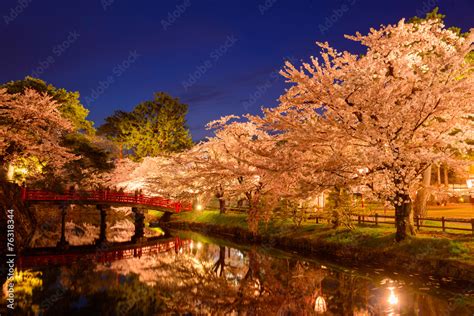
xmin=425 ymin=204 xmax=474 ymax=218
xmin=147 ymin=209 xmax=165 ymax=218
xmin=171 ymin=210 xmax=474 ymax=265
xmin=371 ymin=203 xmax=474 ymax=218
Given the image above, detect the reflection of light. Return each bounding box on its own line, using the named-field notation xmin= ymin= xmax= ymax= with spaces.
xmin=314 ymin=296 xmax=327 ymax=313
xmin=388 ymin=287 xmax=398 ymax=305
xmin=190 ymin=241 xmax=194 ymax=250
xmin=253 ymin=280 xmax=260 ymax=296
xmin=466 ymin=179 xmax=472 ymax=189
xmin=16 ymin=167 xmax=28 ymax=175
xmin=196 ymin=204 xmax=203 ymax=211
xmin=353 ymin=308 xmax=370 ymax=316
xmin=196 ymin=242 xmax=202 ymax=250
xmin=3 ymin=270 xmax=42 ymax=300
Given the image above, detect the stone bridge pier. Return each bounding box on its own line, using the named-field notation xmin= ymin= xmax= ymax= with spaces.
xmin=55 ymin=204 xmax=151 ymax=249
xmin=95 ymin=205 xmax=109 ymax=246
xmin=57 ymin=204 xmax=69 ymax=250
xmin=131 ymin=207 xmax=146 ymax=243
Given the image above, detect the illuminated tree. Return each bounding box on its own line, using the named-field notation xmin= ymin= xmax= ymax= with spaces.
xmin=2 ymin=76 xmax=94 ymax=135
xmin=1 ymin=77 xmax=115 ymax=188
xmin=99 ymin=92 xmax=193 ymax=160
xmin=252 ymin=19 xmax=473 ymax=240
xmin=0 ymin=88 xmax=76 ymax=179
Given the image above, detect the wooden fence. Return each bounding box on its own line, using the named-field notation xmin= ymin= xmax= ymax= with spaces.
xmin=311 ymin=213 xmax=474 ymax=234
xmin=227 ymin=207 xmax=474 ymax=235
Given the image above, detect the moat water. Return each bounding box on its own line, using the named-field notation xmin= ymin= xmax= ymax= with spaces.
xmin=2 ymin=230 xmax=474 ymax=315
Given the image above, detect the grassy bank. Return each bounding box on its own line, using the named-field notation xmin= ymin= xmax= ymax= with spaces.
xmin=169 ymin=210 xmax=474 ymax=267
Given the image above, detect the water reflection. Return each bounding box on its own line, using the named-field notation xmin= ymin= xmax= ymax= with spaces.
xmin=2 ymin=233 xmax=473 ymax=315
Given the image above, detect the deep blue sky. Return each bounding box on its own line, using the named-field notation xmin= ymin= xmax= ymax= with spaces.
xmin=1 ymin=0 xmax=472 ymax=140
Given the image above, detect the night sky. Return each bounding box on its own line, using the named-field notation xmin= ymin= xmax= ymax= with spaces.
xmin=1 ymin=0 xmax=472 ymax=141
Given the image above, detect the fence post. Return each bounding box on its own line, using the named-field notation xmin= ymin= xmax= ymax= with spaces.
xmin=358 ymin=215 xmax=361 ymax=224
xmin=316 ymin=216 xmax=319 ymax=224
xmin=441 ymin=216 xmax=445 ymax=232
xmin=471 ymin=219 xmax=474 ymax=236
xmin=362 ymin=215 xmax=365 ymax=224
xmin=416 ymin=216 xmax=420 ymax=231
xmin=375 ymin=213 xmax=378 ymax=226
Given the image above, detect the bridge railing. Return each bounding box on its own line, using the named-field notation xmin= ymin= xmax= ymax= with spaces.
xmin=19 ymin=238 xmax=192 ymax=269
xmin=22 ymin=188 xmax=192 ymax=212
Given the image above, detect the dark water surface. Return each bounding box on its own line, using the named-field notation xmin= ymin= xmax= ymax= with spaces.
xmin=3 ymin=230 xmax=474 ymax=315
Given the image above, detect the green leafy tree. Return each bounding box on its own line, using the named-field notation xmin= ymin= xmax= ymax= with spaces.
xmin=99 ymin=92 xmax=193 ymax=160
xmin=409 ymin=7 xmax=465 ymax=36
xmin=60 ymin=134 xmax=115 ymax=186
xmin=325 ymin=187 xmax=355 ymax=229
xmin=1 ymin=77 xmax=114 ymax=188
xmin=97 ymin=110 xmax=133 ymax=159
xmin=1 ymin=76 xmax=95 ymax=135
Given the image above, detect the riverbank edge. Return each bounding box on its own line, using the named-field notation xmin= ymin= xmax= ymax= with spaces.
xmin=157 ymin=220 xmax=474 ymax=283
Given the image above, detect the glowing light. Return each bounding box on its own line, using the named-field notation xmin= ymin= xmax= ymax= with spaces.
xmin=196 ymin=242 xmax=202 ymax=250
xmin=196 ymin=204 xmax=203 ymax=211
xmin=314 ymin=296 xmax=327 ymax=313
xmin=467 ymin=179 xmax=473 ymax=189
xmin=387 ymin=287 xmax=398 ymax=305
xmin=15 ymin=167 xmax=28 ymax=175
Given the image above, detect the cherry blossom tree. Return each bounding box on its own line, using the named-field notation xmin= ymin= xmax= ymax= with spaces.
xmin=0 ymin=88 xmax=76 ymax=179
xmin=116 ymin=116 xmax=300 ymax=232
xmin=251 ymin=19 xmax=473 ymax=241
xmin=200 ymin=116 xmax=330 ymax=232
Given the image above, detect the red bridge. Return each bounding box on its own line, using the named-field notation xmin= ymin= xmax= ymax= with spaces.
xmin=21 ymin=188 xmax=192 ymax=213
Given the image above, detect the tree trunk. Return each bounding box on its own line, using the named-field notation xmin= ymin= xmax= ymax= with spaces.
xmin=395 ymin=194 xmax=416 ymax=242
xmin=443 ymin=163 xmax=449 ymax=186
xmin=245 ymin=192 xmax=259 ymax=235
xmin=414 ymin=164 xmax=432 ymax=219
xmin=248 ymin=206 xmax=259 ymax=235
xmin=331 ymin=187 xmax=341 ymax=228
xmin=0 ymin=164 xmax=7 ymax=181
xmin=212 ymin=246 xmax=226 ymax=276
xmin=436 ymin=164 xmax=441 ymax=186
xmin=219 ymin=198 xmax=226 ymax=214
xmin=0 ymin=162 xmax=14 ymax=181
